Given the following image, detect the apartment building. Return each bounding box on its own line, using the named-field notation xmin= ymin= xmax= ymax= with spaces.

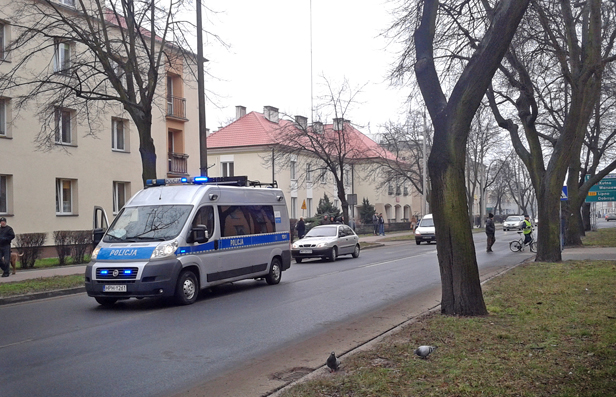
xmin=206 ymin=106 xmax=421 ymax=225
xmin=0 ymin=1 xmax=200 ymax=244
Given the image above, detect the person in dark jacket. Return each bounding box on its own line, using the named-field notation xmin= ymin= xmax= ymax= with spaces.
xmin=0 ymin=217 xmax=15 ymax=277
xmin=485 ymin=213 xmax=495 ymax=252
xmin=296 ymin=217 xmax=306 ymax=239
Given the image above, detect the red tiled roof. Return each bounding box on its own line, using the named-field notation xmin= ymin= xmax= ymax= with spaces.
xmin=207 ymin=111 xmax=398 ymax=161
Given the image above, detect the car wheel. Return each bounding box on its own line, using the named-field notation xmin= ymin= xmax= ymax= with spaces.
xmin=416 ymin=240 xmax=421 ymax=245
xmin=295 ymin=257 xmax=303 ymax=263
xmin=265 ymin=257 xmax=282 ymax=285
xmin=95 ymin=297 xmax=118 ymax=306
xmin=174 ymin=269 xmax=199 ymax=305
xmin=329 ymin=247 xmax=338 ymax=262
xmin=352 ymin=244 xmax=360 ymax=258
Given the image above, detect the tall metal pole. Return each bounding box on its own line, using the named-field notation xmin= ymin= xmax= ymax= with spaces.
xmin=196 ymin=0 xmax=208 ymax=176
xmin=422 ymin=111 xmax=428 ymax=217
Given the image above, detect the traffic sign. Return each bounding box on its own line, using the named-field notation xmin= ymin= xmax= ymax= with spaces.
xmin=587 ymin=174 xmax=616 ymax=191
xmin=561 ymin=186 xmax=568 ymax=201
xmin=301 ymin=200 xmax=307 ymax=210
xmin=585 ymin=190 xmax=616 ymax=202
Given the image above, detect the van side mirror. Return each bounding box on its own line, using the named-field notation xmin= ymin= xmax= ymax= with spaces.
xmin=93 ymin=228 xmax=105 ymax=247
xmin=188 ymin=225 xmax=208 ymax=244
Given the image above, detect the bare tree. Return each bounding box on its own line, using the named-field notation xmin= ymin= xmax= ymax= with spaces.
xmin=0 ymin=0 xmax=202 ymax=185
xmin=487 ymin=0 xmax=612 ymax=261
xmin=389 ymin=0 xmax=530 ymax=316
xmin=271 ymin=78 xmax=380 ymax=223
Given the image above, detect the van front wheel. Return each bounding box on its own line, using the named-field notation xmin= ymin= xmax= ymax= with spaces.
xmin=175 ymin=270 xmax=199 ymax=305
xmin=265 ymin=258 xmax=282 ymax=285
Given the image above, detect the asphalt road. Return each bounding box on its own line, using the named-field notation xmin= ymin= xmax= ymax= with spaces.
xmin=0 ymin=230 xmax=534 ymax=397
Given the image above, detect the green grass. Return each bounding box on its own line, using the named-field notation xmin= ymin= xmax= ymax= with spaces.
xmin=582 ymin=227 xmax=616 ymax=247
xmin=15 ymin=255 xmax=91 ymax=270
xmin=0 ymin=275 xmax=84 ymax=297
xmin=279 ymin=260 xmax=616 ymax=397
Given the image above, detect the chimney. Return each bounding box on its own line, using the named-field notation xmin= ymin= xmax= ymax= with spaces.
xmin=206 ymin=128 xmax=211 ymax=137
xmin=312 ymin=121 xmax=324 ymax=134
xmin=333 ymin=118 xmax=345 ymax=131
xmin=295 ymin=115 xmax=308 ymax=130
xmin=236 ymin=105 xmax=246 ymax=120
xmin=263 ymin=105 xmax=279 ymax=123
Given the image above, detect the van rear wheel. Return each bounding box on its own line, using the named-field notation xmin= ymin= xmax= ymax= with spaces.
xmin=174 ymin=270 xmax=199 ymax=305
xmin=265 ymin=257 xmax=282 ymax=285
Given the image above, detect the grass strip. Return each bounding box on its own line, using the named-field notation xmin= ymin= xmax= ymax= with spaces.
xmin=279 ymin=260 xmax=616 ymax=397
xmin=0 ymin=275 xmax=84 ymax=297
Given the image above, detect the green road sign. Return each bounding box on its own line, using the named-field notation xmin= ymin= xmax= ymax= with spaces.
xmin=587 ymin=174 xmax=616 ymax=191
xmin=585 ymin=190 xmax=616 ymax=202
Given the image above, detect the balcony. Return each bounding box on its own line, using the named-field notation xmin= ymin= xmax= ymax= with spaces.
xmin=166 ymin=96 xmax=187 ymax=120
xmin=168 ymin=152 xmax=189 ymax=175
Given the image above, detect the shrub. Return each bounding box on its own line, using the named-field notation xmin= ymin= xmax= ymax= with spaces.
xmin=70 ymin=230 xmax=92 ymax=264
xmin=53 ymin=230 xmax=72 ymax=266
xmin=15 ymin=233 xmax=47 ymax=269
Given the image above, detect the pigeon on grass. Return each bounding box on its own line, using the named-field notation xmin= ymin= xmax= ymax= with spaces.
xmin=326 ymin=352 xmax=341 ymax=372
xmin=414 ymin=345 xmax=438 ymax=359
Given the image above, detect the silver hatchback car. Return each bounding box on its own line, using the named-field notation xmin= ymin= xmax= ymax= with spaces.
xmin=291 ymin=224 xmax=360 ymax=263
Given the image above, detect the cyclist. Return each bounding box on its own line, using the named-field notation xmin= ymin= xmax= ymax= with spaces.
xmin=522 ymin=214 xmax=533 ymax=246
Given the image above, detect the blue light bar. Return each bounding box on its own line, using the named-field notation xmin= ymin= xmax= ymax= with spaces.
xmin=193 ymin=176 xmax=209 ymax=184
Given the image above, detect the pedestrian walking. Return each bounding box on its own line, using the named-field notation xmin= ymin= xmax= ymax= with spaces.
xmin=0 ymin=217 xmax=15 ymax=277
xmin=296 ymin=217 xmax=306 ymax=239
xmin=372 ymin=213 xmax=379 ymax=235
xmin=378 ymin=213 xmax=385 ymax=236
xmin=485 ymin=213 xmax=495 ymax=252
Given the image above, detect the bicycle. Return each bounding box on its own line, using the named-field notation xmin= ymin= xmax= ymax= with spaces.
xmin=509 ymin=231 xmax=536 ymax=253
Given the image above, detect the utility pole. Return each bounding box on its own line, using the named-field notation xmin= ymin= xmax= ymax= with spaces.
xmin=196 ymin=0 xmax=208 ymax=176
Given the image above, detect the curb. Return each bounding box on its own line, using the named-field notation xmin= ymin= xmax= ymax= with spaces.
xmin=0 ymin=287 xmax=85 ymax=305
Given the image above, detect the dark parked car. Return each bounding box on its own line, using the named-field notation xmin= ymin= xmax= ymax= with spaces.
xmin=606 ymin=213 xmax=616 ymax=221
xmin=291 ymin=224 xmax=360 ymax=263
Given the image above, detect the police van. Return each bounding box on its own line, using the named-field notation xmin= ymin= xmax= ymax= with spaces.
xmin=85 ymin=176 xmax=291 ymax=306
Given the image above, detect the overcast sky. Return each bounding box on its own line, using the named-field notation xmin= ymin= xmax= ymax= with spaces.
xmin=202 ymin=0 xmax=409 ymax=135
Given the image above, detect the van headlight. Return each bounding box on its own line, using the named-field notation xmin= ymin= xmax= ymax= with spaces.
xmin=151 ymin=240 xmax=179 ymax=259
xmin=91 ymin=246 xmax=101 ymax=260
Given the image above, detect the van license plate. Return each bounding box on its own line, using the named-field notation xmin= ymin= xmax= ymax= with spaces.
xmin=299 ymin=249 xmax=312 ymax=254
xmin=103 ymin=285 xmax=127 ymax=292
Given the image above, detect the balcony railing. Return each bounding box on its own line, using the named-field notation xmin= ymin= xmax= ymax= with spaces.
xmin=167 ymin=96 xmax=187 ymax=119
xmin=168 ymin=152 xmax=188 ymax=175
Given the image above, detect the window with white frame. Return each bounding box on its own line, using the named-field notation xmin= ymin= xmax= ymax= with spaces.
xmin=0 ymin=98 xmax=6 ymax=136
xmin=306 ymin=163 xmax=312 ymax=183
xmin=306 ymin=198 xmax=312 ymax=217
xmin=290 ymin=197 xmax=297 ymax=219
xmin=54 ymin=41 xmax=71 ymax=73
xmin=55 ymin=108 xmax=72 ymax=144
xmin=112 ymin=118 xmax=126 ymax=151
xmin=290 ymin=159 xmax=297 ymax=180
xmin=56 ymin=178 xmax=75 ymax=214
xmin=0 ymin=175 xmax=9 ymax=213
xmin=113 ymin=181 xmax=129 ymax=214
xmin=221 ymin=162 xmax=234 ymax=177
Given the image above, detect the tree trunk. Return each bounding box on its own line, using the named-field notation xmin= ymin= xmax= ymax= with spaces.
xmin=132 ymin=110 xmax=156 ymax=186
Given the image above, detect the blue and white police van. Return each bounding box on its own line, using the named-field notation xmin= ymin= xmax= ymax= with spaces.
xmin=85 ymin=176 xmax=291 ymax=306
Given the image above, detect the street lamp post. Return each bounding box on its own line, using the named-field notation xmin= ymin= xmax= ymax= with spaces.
xmin=422 ymin=112 xmax=428 ymax=217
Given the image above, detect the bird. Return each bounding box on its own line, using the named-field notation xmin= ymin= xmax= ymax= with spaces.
xmin=326 ymin=351 xmax=341 ymax=372
xmin=414 ymin=345 xmax=438 ymax=359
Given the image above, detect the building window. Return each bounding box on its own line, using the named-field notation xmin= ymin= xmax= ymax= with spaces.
xmin=306 ymin=163 xmax=312 ymax=183
xmin=290 ymin=197 xmax=297 ymax=219
xmin=55 ymin=108 xmax=72 ymax=144
xmin=56 ymin=178 xmax=75 ymax=214
xmin=0 ymin=98 xmax=6 ymax=136
xmin=59 ymin=0 xmax=75 ymax=6
xmin=113 ymin=182 xmax=128 ymax=214
xmin=290 ymin=159 xmax=297 ymax=180
xmin=222 ymin=162 xmax=234 ymax=177
xmin=0 ymin=23 xmax=6 ymax=61
xmin=112 ymin=118 xmax=126 ymax=151
xmin=54 ymin=41 xmax=71 ymax=74
xmin=0 ymin=175 xmax=9 ymax=213
xmin=306 ymin=198 xmax=312 ymax=217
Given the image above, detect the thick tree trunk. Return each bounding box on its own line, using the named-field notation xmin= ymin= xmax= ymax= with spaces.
xmin=133 ymin=110 xmax=156 ymax=186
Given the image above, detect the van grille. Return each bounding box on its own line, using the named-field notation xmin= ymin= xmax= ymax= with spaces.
xmin=96 ymin=267 xmax=138 ymax=280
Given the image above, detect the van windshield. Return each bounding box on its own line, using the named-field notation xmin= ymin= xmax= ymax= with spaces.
xmin=420 ymin=218 xmax=434 ymax=227
xmin=104 ymin=205 xmax=193 ymax=242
